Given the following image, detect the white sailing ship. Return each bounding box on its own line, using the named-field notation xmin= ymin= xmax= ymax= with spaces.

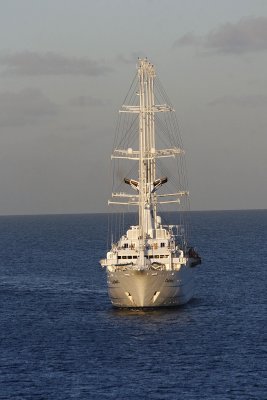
xmin=100 ymin=58 xmax=201 ymax=308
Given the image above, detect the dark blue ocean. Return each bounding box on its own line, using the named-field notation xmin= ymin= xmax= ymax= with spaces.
xmin=0 ymin=210 xmax=266 ymax=400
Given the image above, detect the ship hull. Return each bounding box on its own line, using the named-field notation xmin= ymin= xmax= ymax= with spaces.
xmin=107 ymin=266 xmax=193 ymax=308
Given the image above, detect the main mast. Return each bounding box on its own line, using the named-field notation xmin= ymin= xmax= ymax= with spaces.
xmin=138 ymin=59 xmax=156 ymax=244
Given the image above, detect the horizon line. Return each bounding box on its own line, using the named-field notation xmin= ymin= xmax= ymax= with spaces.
xmin=0 ymin=207 xmax=266 ymax=218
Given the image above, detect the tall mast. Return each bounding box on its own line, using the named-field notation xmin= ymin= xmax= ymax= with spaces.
xmin=138 ymin=59 xmax=156 ymax=244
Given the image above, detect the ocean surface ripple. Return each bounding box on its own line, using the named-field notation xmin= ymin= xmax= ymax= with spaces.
xmin=0 ymin=210 xmax=266 ymax=399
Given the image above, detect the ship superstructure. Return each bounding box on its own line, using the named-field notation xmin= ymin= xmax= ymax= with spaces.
xmin=100 ymin=58 xmax=200 ymax=307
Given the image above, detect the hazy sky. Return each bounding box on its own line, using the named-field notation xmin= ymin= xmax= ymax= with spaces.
xmin=0 ymin=0 xmax=266 ymax=214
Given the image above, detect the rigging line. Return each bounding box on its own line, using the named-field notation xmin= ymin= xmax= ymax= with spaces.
xmin=155 ymin=159 xmax=171 ymax=183
xmin=118 ymin=111 xmax=129 ymax=149
xmin=183 ymin=210 xmax=191 ymax=243
xmin=116 ymin=114 xmax=139 ymax=149
xmin=162 ymin=110 xmax=179 ymax=148
xmin=113 ymin=112 xmax=122 ymax=152
xmin=169 ymin=113 xmax=183 ymax=149
xmin=177 ymin=153 xmax=189 ymax=195
xmin=156 ymin=158 xmax=182 ymax=188
xmin=118 ymin=211 xmax=123 ymax=242
xmin=125 ymin=80 xmax=137 ymax=102
xmin=114 ymin=78 xmax=138 ymax=149
xmin=154 ymin=80 xmax=184 ymax=149
xmin=154 ymin=114 xmax=176 ymax=148
xmin=109 ymin=212 xmax=112 ymax=242
xmin=113 ymin=162 xmax=137 ymax=192
xmin=155 ymin=172 xmax=176 ymax=193
xmin=153 ymin=80 xmax=189 ymax=245
xmin=114 ymin=161 xmax=138 ymax=191
xmin=174 ymin=151 xmax=183 ymax=189
xmin=125 ymin=78 xmax=139 ymax=103
xmin=123 ymin=121 xmax=139 ymax=149
xmin=154 ymin=119 xmax=173 ymax=149
xmin=109 ymin=156 xmax=115 ymax=202
xmin=179 ymin=206 xmax=190 ymax=245
xmin=126 ymin=80 xmax=139 ymax=108
xmin=155 ymin=123 xmax=185 ymax=188
xmin=116 ymin=209 xmax=122 ymax=242
xmin=122 ymin=134 xmax=137 ymax=155
xmin=119 ymin=118 xmax=138 ymax=149
xmin=172 ymin=112 xmax=184 ymax=148
xmin=121 ymin=71 xmax=138 ymax=106
xmin=154 ymin=111 xmax=170 ymax=137
xmin=115 ymin=102 xmax=130 ymax=148
xmin=124 ymin=75 xmax=139 ymax=105
xmin=153 ymin=104 xmax=180 ymax=148
xmin=170 ymin=126 xmax=188 ymax=190
xmin=118 ymin=212 xmax=121 ymax=240
xmin=154 ymin=78 xmax=169 ymax=106
xmin=155 ymin=77 xmax=174 ymax=109
xmin=168 ymin=113 xmax=181 ymax=148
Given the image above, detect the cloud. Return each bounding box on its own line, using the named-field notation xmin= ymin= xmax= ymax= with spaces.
xmin=174 ymin=16 xmax=267 ymax=54
xmin=69 ymin=95 xmax=110 ymax=107
xmin=208 ymin=94 xmax=267 ymax=108
xmin=117 ymin=52 xmax=146 ymax=64
xmin=174 ymin=32 xmax=200 ymax=47
xmin=0 ymin=88 xmax=58 ymax=127
xmin=0 ymin=51 xmax=113 ymax=76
